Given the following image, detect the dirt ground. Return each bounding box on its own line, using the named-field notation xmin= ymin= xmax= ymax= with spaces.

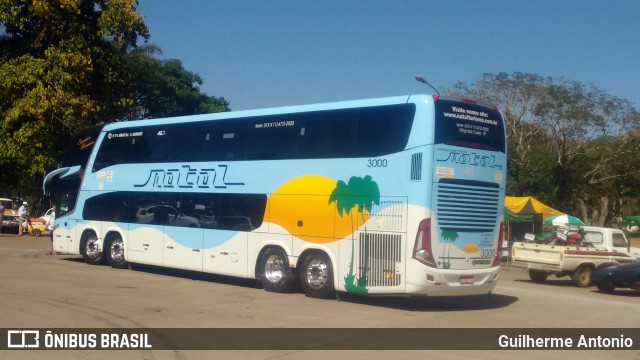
xmin=1 ymin=234 xmax=639 ymax=358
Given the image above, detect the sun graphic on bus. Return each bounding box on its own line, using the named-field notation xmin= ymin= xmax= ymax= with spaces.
xmin=462 ymin=243 xmax=479 ymax=253
xmin=266 ymin=175 xmax=370 ymax=242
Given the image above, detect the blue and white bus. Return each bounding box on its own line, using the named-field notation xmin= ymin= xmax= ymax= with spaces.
xmin=44 ymin=94 xmax=506 ymax=298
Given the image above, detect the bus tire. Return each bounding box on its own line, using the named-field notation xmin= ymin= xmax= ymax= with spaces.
xmin=528 ymin=269 xmax=548 ymax=283
xmin=300 ymin=252 xmax=335 ymax=299
xmin=105 ymin=233 xmax=128 ymax=269
xmin=572 ymin=265 xmax=593 ymax=287
xmin=257 ymin=247 xmax=296 ymax=293
xmin=80 ymin=232 xmax=107 ymax=265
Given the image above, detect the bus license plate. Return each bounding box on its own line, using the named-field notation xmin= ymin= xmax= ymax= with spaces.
xmin=460 ymin=276 xmax=474 ymax=285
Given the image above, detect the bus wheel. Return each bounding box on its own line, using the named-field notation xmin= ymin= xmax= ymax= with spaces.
xmin=258 ymin=247 xmax=296 ymax=293
xmin=106 ymin=234 xmax=128 ymax=269
xmin=300 ymin=252 xmax=335 ymax=299
xmin=80 ymin=232 xmax=106 ymax=265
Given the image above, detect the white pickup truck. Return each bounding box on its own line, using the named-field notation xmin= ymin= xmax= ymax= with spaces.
xmin=511 ymin=226 xmax=640 ymax=287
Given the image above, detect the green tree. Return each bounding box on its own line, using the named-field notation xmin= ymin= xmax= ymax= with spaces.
xmin=0 ymin=0 xmax=149 ymax=203
xmin=0 ymin=1 xmax=229 ymax=208
xmin=328 ymin=175 xmax=380 ymax=294
xmin=535 ymin=80 xmax=640 ymax=220
xmin=577 ymin=128 xmax=640 ymax=225
xmin=126 ymin=52 xmax=229 ymax=119
xmin=452 ymin=72 xmax=552 ymax=196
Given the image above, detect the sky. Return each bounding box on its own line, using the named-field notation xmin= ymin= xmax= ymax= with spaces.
xmin=137 ymin=1 xmax=640 ymax=111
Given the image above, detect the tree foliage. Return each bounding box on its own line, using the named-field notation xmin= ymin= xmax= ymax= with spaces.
xmin=453 ymin=72 xmax=640 ymax=225
xmin=0 ymin=0 xmax=149 ymax=183
xmin=452 ymin=73 xmax=552 ymax=198
xmin=126 ymin=52 xmax=229 ymax=119
xmin=0 ymin=1 xmax=229 ymax=209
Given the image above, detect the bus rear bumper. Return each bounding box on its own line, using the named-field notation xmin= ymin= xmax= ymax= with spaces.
xmin=405 ymin=266 xmax=500 ymax=296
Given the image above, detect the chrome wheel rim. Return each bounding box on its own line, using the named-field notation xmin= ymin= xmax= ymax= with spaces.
xmin=305 ymin=258 xmax=328 ymax=289
xmin=264 ymin=254 xmax=285 ymax=283
xmin=85 ymin=236 xmax=100 ymax=259
xmin=110 ymin=238 xmax=125 ymax=263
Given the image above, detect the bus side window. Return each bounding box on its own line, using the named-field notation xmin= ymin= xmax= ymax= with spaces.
xmin=298 ymin=110 xmax=356 ymax=159
xmin=247 ymin=114 xmax=299 ymax=160
xmin=150 ymin=124 xmax=202 ymax=163
xmin=201 ymin=120 xmax=248 ymax=161
xmin=355 ymin=104 xmax=414 ymax=157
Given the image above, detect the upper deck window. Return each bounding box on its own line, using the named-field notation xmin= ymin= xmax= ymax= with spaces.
xmin=92 ymin=103 xmax=415 ymax=171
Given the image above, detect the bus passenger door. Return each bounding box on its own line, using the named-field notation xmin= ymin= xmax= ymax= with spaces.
xmin=53 ymin=217 xmax=76 ymax=254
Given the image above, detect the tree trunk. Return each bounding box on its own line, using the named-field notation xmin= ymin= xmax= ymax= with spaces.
xmin=597 ymin=197 xmax=609 ymax=226
xmin=577 ymin=198 xmax=589 ymax=224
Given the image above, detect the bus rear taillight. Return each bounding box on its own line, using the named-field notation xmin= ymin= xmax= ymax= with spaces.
xmin=413 ymin=219 xmax=437 ymax=268
xmin=492 ymin=221 xmax=505 ymax=267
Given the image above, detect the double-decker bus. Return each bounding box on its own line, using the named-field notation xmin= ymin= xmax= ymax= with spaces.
xmin=43 ymin=94 xmax=506 ymax=298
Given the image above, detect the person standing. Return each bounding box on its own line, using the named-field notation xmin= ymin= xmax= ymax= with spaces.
xmin=18 ymin=201 xmax=28 ymax=236
xmin=46 ymin=204 xmax=56 ymax=255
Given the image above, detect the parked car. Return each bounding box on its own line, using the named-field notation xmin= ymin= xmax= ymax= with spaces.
xmin=0 ymin=197 xmax=19 ymax=234
xmin=591 ymin=261 xmax=640 ymax=293
xmin=512 ymin=226 xmax=639 ymax=287
xmin=38 ymin=207 xmax=55 ymax=224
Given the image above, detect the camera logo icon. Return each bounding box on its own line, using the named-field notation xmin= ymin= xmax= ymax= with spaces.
xmin=7 ymin=330 xmax=40 ymax=348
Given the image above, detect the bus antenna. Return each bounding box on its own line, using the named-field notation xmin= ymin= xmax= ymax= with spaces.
xmin=415 ymin=75 xmax=440 ymax=95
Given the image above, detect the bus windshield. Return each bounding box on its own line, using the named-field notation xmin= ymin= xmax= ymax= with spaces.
xmin=62 ymin=125 xmax=103 ymax=168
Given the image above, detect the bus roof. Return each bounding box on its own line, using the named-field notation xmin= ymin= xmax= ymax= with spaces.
xmin=102 ymin=94 xmax=424 ymax=131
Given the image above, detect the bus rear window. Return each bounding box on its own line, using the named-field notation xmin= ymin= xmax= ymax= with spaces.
xmin=434 ymin=99 xmax=505 ymax=153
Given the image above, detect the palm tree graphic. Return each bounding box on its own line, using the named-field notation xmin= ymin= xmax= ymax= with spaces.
xmin=441 ymin=230 xmax=459 ymax=269
xmin=329 ymin=175 xmax=380 ymax=294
